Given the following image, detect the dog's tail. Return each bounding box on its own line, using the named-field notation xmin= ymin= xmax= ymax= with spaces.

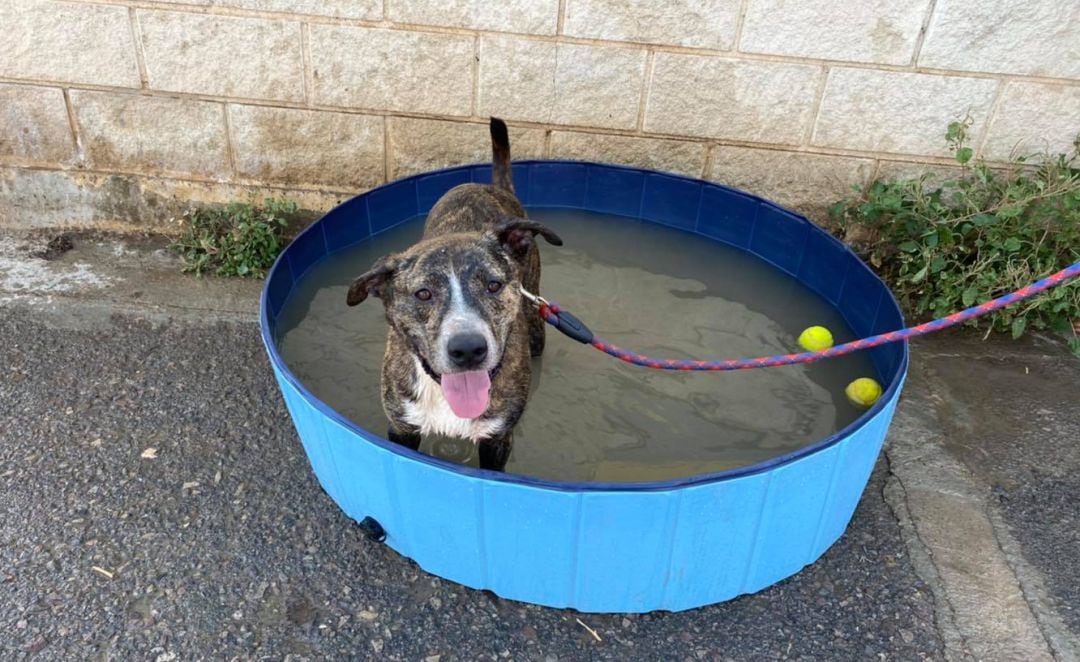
xmin=490 ymin=117 xmax=514 ymax=193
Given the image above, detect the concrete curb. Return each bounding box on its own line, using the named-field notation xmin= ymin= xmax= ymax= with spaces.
xmin=884 ymin=354 xmax=1069 ymax=661
xmin=0 ymin=230 xmax=261 ymax=325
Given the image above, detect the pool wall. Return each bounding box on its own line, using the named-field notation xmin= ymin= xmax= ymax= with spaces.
xmin=261 ymin=161 xmax=909 ymax=613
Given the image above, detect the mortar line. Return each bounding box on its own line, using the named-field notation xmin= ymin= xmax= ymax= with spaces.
xmin=382 ymin=0 xmax=389 ymax=20
xmin=869 ymin=158 xmax=883 ymax=184
xmin=910 ymin=0 xmax=940 ymax=67
xmin=973 ymin=80 xmax=1007 ymax=158
xmin=221 ymin=103 xmax=238 ymax=176
xmin=732 ymin=0 xmax=750 ymax=52
xmin=65 ymin=0 xmax=585 ymax=46
xmin=803 ymin=65 xmax=831 ymax=146
xmin=30 ymin=2 xmax=1080 ymax=87
xmin=0 ymin=161 xmax=366 ymax=197
xmin=470 ymin=35 xmax=480 ymax=118
xmin=700 ymin=143 xmax=716 ymax=180
xmin=300 ymin=22 xmax=314 ymax=107
xmin=61 ymin=89 xmax=86 ymax=165
xmin=549 ymin=43 xmax=560 ymax=127
xmin=556 ymin=0 xmax=567 ymax=35
xmin=383 ymin=115 xmax=392 ymax=183
xmin=635 ymin=49 xmax=656 ymax=133
xmin=128 ymin=7 xmax=150 ymax=88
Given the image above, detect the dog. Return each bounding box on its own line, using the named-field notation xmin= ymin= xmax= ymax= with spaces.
xmin=346 ymin=118 xmax=563 ymax=471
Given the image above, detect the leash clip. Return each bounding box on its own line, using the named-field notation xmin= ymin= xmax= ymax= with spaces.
xmin=521 ymin=286 xmax=594 ymax=344
xmin=519 ymin=285 xmax=549 ymax=308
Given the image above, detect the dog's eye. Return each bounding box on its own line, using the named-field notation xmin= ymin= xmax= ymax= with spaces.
xmin=486 ymin=280 xmax=503 ymax=294
xmin=415 ymin=288 xmax=432 ymax=301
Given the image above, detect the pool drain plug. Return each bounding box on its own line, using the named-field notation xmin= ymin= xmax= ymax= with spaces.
xmin=357 ymin=517 xmax=386 ymax=543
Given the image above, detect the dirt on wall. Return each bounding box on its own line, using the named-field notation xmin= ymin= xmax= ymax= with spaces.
xmin=0 ymin=168 xmax=339 ymax=235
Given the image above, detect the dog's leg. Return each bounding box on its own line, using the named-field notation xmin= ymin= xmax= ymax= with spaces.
xmin=477 ymin=434 xmax=513 ymax=471
xmin=387 ymin=422 xmax=422 ymax=451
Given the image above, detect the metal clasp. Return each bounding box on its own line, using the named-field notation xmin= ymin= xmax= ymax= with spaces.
xmin=519 ymin=285 xmax=549 ymax=308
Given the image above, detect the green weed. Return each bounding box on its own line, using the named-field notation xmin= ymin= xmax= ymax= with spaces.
xmin=172 ymin=197 xmax=297 ymax=278
xmin=830 ymin=120 xmax=1080 ymax=356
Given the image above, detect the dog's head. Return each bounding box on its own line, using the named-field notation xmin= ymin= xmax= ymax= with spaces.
xmin=347 ymin=219 xmax=562 ymax=419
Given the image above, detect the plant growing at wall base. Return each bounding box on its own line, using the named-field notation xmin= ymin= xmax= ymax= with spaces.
xmin=830 ymin=120 xmax=1080 ymax=356
xmin=173 ymin=197 xmax=297 ymax=278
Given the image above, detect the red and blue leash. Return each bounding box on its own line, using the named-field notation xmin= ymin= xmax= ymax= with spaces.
xmin=527 ymin=260 xmax=1080 ymax=371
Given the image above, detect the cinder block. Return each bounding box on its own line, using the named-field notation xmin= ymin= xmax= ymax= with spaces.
xmin=388 ymin=117 xmax=545 ymax=178
xmin=0 ymin=84 xmax=76 ymax=164
xmin=919 ymin=0 xmax=1080 ymax=79
xmin=549 ymin=131 xmax=706 ymax=177
xmin=564 ymin=0 xmax=739 ymax=49
xmin=478 ymin=37 xmax=646 ymax=130
xmin=812 ymin=69 xmax=997 ymax=156
xmin=740 ymin=0 xmax=929 ymax=65
xmin=310 ymin=25 xmax=473 ymax=115
xmin=230 ymin=105 xmax=384 ymax=189
xmin=709 ymin=147 xmax=873 ymax=219
xmin=139 ymin=10 xmax=304 ymax=101
xmin=390 ymin=0 xmax=558 ymax=35
xmin=981 ymin=82 xmax=1080 ymax=161
xmin=71 ymin=91 xmax=230 ymax=177
xmin=0 ymin=0 xmax=140 ymax=87
xmin=645 ymin=54 xmax=820 ymax=145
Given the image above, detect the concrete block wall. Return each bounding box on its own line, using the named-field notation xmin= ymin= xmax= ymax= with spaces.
xmin=1 ymin=0 xmax=1078 ymax=231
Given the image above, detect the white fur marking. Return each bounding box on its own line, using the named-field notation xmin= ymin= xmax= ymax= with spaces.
xmin=435 ymin=264 xmax=498 ymax=374
xmin=447 ymin=264 xmax=468 ymax=318
xmin=403 ymin=357 xmax=505 ymax=441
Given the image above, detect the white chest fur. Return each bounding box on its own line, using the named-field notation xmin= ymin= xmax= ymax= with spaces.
xmin=402 ymin=358 xmax=505 ymax=442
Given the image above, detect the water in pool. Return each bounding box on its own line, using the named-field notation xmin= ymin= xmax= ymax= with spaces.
xmin=276 ymin=209 xmax=879 ymax=482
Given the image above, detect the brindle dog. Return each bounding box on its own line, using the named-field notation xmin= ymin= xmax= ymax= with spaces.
xmin=346 ymin=118 xmax=562 ymax=471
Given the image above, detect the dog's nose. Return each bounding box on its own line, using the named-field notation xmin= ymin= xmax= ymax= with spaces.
xmin=447 ymin=333 xmax=488 ymax=369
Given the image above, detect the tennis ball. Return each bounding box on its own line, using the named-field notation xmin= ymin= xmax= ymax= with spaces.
xmin=845 ymin=378 xmax=883 ymax=408
xmin=798 ymin=326 xmax=834 ymax=352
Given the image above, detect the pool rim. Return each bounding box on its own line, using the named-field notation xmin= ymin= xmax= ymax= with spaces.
xmin=260 ymin=159 xmax=909 ymax=493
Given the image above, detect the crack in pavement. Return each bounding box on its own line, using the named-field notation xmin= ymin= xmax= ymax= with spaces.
xmin=882 ymin=448 xmax=974 ymax=662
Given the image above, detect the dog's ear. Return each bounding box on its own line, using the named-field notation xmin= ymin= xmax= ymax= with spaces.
xmin=347 ymin=256 xmax=397 ymax=306
xmin=493 ymin=218 xmax=563 ymax=260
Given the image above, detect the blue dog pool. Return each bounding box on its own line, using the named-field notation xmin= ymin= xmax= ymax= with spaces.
xmin=260 ymin=161 xmax=908 ymax=613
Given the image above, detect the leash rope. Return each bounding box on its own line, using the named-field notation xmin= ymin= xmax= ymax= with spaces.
xmin=526 ymin=260 xmax=1080 ymax=371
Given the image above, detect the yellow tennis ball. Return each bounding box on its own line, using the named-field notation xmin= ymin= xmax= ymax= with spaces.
xmin=798 ymin=326 xmax=834 ymax=352
xmin=846 ymin=378 xmax=883 ymax=408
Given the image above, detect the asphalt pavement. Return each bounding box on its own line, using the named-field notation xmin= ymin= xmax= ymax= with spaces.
xmin=0 ymin=306 xmax=948 ymax=661
xmin=0 ymin=231 xmax=1076 ymax=661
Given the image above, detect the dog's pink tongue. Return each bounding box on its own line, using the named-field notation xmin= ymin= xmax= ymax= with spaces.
xmin=440 ymin=370 xmax=491 ymax=419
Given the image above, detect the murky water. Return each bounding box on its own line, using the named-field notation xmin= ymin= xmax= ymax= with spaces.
xmin=276 ymin=209 xmax=878 ymax=482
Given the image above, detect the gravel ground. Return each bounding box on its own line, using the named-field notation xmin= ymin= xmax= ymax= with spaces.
xmin=0 ymin=307 xmax=944 ymax=661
